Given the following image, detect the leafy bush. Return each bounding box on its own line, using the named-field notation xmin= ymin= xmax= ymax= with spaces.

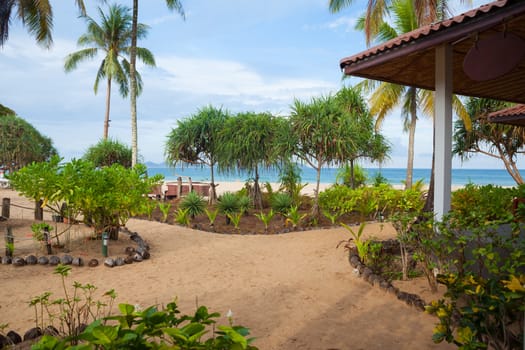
xmin=335 ymin=163 xmax=367 ymax=188
xmin=32 ymin=266 xmax=258 ymax=349
xmin=319 ymin=185 xmax=356 ymax=217
xmin=82 ymin=138 xmax=132 ymax=168
xmin=451 ymin=184 xmax=517 ymax=227
xmin=180 ymin=191 xmax=206 ymax=218
xmin=270 ymin=192 xmax=293 ymax=215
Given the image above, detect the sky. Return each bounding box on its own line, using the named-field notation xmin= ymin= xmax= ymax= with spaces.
xmin=0 ymin=0 xmax=507 ymax=169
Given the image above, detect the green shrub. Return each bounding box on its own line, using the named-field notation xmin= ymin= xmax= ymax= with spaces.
xmin=318 ymin=185 xmax=356 ymax=216
xmin=270 ymin=192 xmax=293 ymax=215
xmin=180 ymin=191 xmax=206 ymax=218
xmin=335 ymin=163 xmax=367 ymax=188
xmin=217 ymin=192 xmax=240 ymax=215
xmin=237 ymin=194 xmax=252 ymax=214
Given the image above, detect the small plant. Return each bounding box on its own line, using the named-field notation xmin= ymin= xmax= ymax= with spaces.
xmin=29 ymin=264 xmax=117 ymax=343
xmin=255 ymin=209 xmax=275 ymax=233
xmin=158 ymin=202 xmax=172 ymax=223
xmin=285 ymin=206 xmax=307 ymax=230
xmin=237 ymin=194 xmax=252 ymax=215
xmin=31 ymin=222 xmax=53 ymax=241
xmin=270 ymin=192 xmax=293 ymax=215
xmin=142 ymin=200 xmax=157 ymax=220
xmin=5 ymin=241 xmax=14 ymax=257
xmin=205 ymin=208 xmax=219 ymax=227
xmin=227 ymin=212 xmax=243 ymax=232
xmin=174 ymin=208 xmax=190 ymax=226
xmin=339 ymin=222 xmax=370 ymax=263
xmin=322 ymin=209 xmax=340 ymax=225
xmin=217 ymin=192 xmax=240 ymax=224
xmin=180 ymin=191 xmax=206 ymax=218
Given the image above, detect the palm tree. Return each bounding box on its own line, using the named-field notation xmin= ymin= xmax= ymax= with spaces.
xmin=0 ymin=0 xmax=87 ymax=47
xmin=328 ymin=0 xmax=469 ymax=44
xmin=129 ymin=0 xmax=185 ymax=167
xmin=356 ymin=0 xmax=469 ymax=190
xmin=64 ymin=4 xmax=155 ymax=139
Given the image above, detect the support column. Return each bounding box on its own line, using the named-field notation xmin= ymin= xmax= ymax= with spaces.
xmin=434 ymin=44 xmax=453 ymax=221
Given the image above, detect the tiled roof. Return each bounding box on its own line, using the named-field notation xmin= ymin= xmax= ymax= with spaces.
xmin=488 ymin=105 xmax=525 ymax=125
xmin=340 ymin=0 xmax=509 ymax=69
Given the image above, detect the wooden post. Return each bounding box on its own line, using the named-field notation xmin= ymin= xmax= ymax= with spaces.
xmin=188 ymin=177 xmax=193 ymax=193
xmin=43 ymin=228 xmax=52 ymax=255
xmin=5 ymin=226 xmax=13 ymax=257
xmin=177 ymin=177 xmax=183 ymax=198
xmin=35 ymin=199 xmax=44 ymax=221
xmin=1 ymin=198 xmax=10 ymax=218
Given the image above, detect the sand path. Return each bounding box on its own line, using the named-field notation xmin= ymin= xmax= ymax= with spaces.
xmin=0 ymin=189 xmax=452 ymax=349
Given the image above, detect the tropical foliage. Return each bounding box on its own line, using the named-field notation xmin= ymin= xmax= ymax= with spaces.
xmin=83 ymin=138 xmax=132 ymax=168
xmin=64 ymin=3 xmax=155 ymax=139
xmin=129 ymin=0 xmax=185 ymax=166
xmin=0 ymin=114 xmax=57 ymax=173
xmin=165 ymin=105 xmax=230 ymax=203
xmin=453 ymin=98 xmax=523 ymax=184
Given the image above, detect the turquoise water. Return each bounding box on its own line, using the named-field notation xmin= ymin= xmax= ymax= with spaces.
xmin=146 ymin=166 xmax=521 ymax=187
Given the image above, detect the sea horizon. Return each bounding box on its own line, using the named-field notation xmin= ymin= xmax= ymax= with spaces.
xmin=146 ymin=164 xmax=522 ymax=188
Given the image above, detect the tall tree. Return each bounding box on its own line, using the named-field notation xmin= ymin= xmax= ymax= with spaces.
xmin=286 ymin=86 xmax=385 ymax=218
xmin=64 ymin=4 xmax=154 ymax=139
xmin=0 ymin=114 xmax=57 ymax=173
xmin=328 ymin=0 xmax=469 ymax=44
xmin=453 ymin=98 xmax=523 ymax=184
xmin=129 ymin=0 xmax=184 ymax=167
xmin=356 ymin=0 xmax=469 ymax=190
xmin=0 ymin=0 xmax=87 ymax=47
xmin=216 ymin=112 xmax=280 ymax=209
xmin=165 ymin=105 xmax=230 ymax=204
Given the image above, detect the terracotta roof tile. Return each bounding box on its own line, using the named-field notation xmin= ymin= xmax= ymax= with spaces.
xmin=488 ymin=104 xmax=525 ymax=119
xmin=340 ymin=0 xmax=509 ymax=69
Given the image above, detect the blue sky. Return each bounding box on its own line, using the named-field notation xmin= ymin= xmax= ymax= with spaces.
xmin=0 ymin=0 xmax=504 ymax=169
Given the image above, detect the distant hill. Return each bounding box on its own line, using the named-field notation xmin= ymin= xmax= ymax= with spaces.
xmin=144 ymin=161 xmax=168 ymax=168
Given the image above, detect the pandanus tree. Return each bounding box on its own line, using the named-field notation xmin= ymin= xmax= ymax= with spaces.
xmin=286 ymin=86 xmax=387 ymax=218
xmin=64 ymin=4 xmax=155 ymax=139
xmin=453 ymin=98 xmax=523 ymax=184
xmin=129 ymin=0 xmax=185 ymax=167
xmin=216 ymin=112 xmax=280 ymax=210
xmin=165 ymin=105 xmax=230 ymax=204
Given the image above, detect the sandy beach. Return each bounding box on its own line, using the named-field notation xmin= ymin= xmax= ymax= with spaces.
xmin=0 ymin=186 xmax=451 ymax=349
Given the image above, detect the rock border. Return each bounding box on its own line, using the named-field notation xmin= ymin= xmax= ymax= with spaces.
xmin=0 ymin=227 xmax=150 ymax=269
xmin=346 ymin=243 xmax=428 ymax=311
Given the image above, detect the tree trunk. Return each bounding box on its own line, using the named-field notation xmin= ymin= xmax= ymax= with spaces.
xmin=311 ymin=165 xmax=321 ymax=219
xmin=209 ymin=161 xmax=217 ymax=205
xmin=350 ymin=160 xmax=355 ymax=189
xmin=130 ymin=0 xmax=139 ymax=167
xmin=253 ymin=166 xmax=263 ymax=210
xmin=103 ymin=78 xmax=111 ymax=139
xmin=405 ymin=95 xmax=417 ymax=190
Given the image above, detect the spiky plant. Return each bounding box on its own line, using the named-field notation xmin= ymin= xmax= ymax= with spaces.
xmin=180 ymin=191 xmax=206 ymax=219
xmin=270 ymin=192 xmax=293 ymax=216
xmin=217 ymin=192 xmax=240 ymax=224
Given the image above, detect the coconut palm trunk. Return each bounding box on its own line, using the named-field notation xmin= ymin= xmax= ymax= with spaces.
xmin=104 ymin=78 xmax=112 ymax=139
xmin=405 ymin=90 xmax=418 ymax=190
xmin=130 ymin=0 xmax=139 ymax=167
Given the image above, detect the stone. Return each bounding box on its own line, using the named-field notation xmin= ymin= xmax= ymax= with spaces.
xmin=104 ymin=258 xmax=115 ymax=268
xmin=23 ymin=327 xmax=42 ymax=341
xmin=2 ymin=256 xmax=12 ymax=265
xmin=7 ymin=330 xmax=22 ymax=344
xmin=349 ymin=255 xmax=360 ymax=267
xmin=72 ymin=257 xmax=84 ymax=266
xmin=48 ymin=256 xmax=60 ymax=265
xmin=88 ymin=259 xmax=99 ymax=267
xmin=124 ymin=256 xmax=134 ymax=264
xmin=133 ymin=253 xmax=143 ymax=262
xmin=61 ymin=255 xmax=73 ymax=265
xmin=44 ymin=326 xmax=59 ymax=336
xmin=125 ymin=246 xmax=135 ymax=255
xmin=114 ymin=257 xmax=125 ymax=266
xmin=37 ymin=256 xmax=49 ymax=265
xmin=12 ymin=257 xmax=26 ymax=266
xmin=362 ymin=267 xmax=373 ymax=280
xmin=0 ymin=334 xmax=8 ymax=348
xmin=379 ymin=280 xmax=391 ymax=290
xmin=25 ymin=255 xmax=38 ymax=265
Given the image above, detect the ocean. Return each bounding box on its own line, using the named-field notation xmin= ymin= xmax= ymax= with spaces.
xmin=146 ymin=165 xmax=521 ymax=188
